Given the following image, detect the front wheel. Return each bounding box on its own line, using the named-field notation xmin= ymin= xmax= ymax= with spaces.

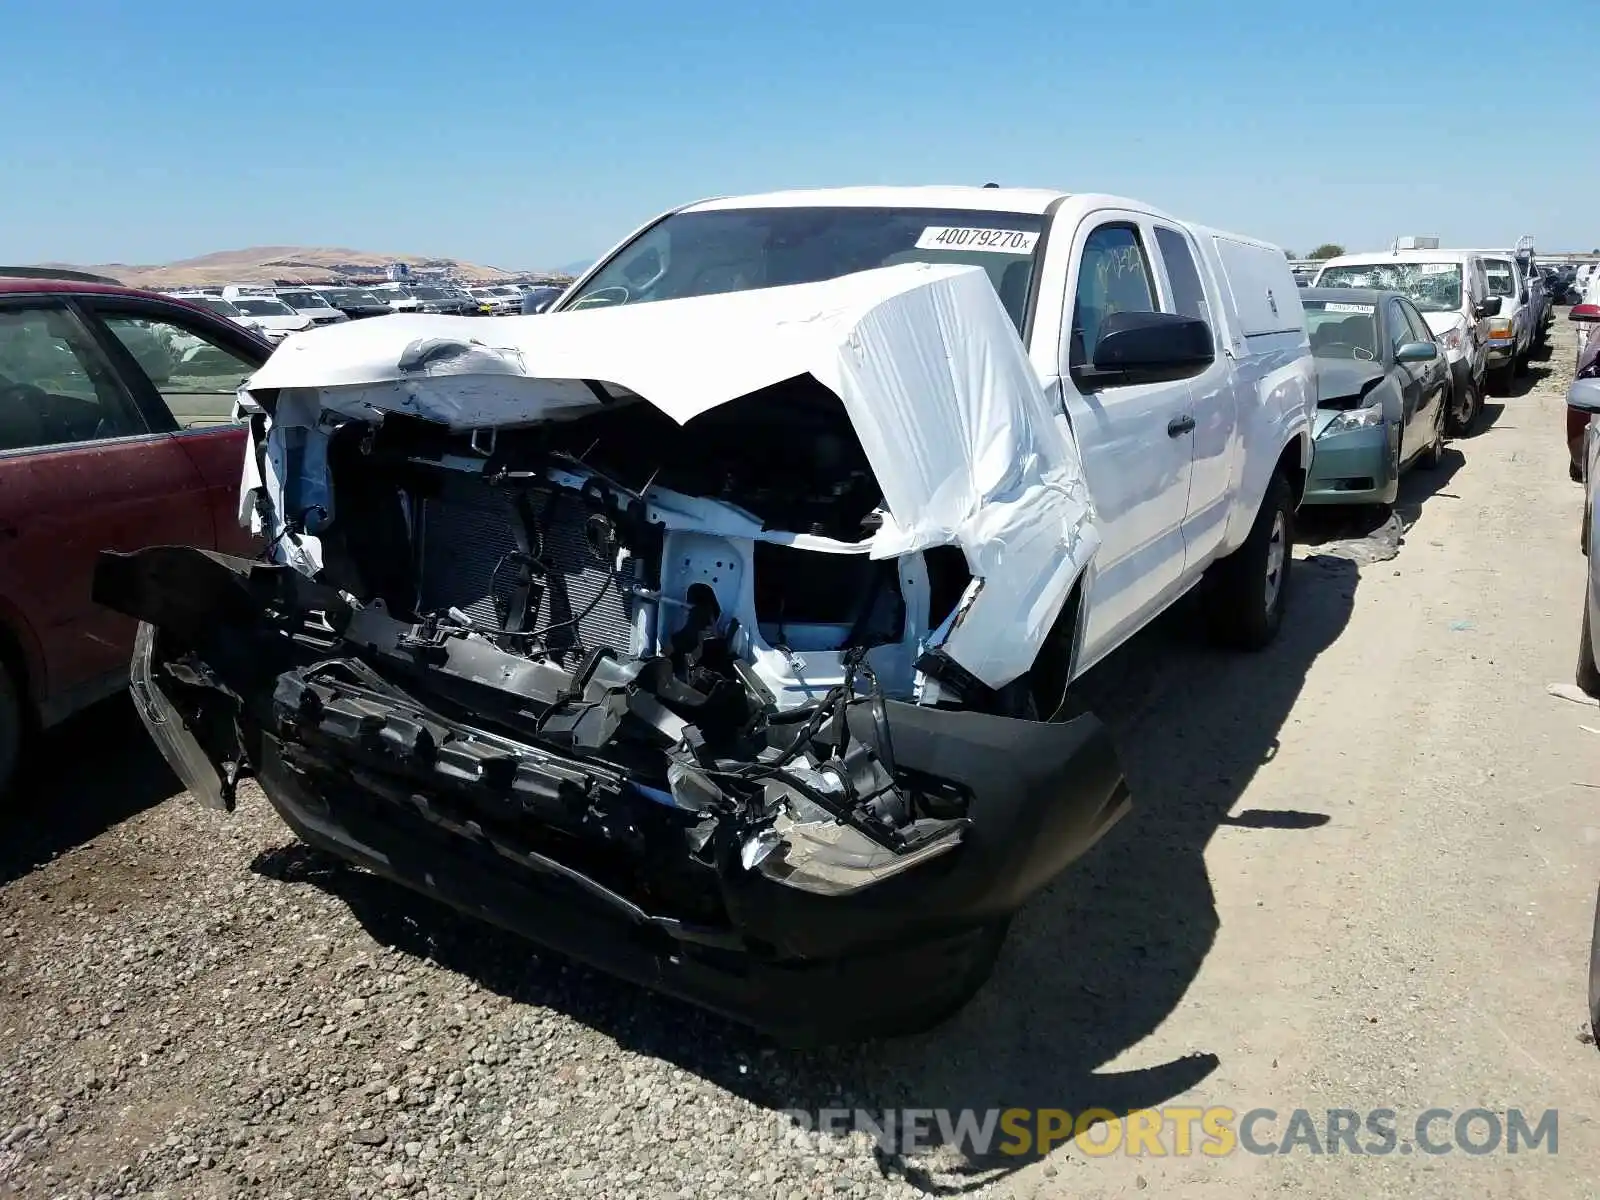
xmin=1204 ymin=470 xmax=1293 ymax=651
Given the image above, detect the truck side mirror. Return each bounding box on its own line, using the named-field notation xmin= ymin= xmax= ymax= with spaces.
xmin=1073 ymin=310 xmax=1214 ymax=388
xmin=1476 ymin=297 xmax=1502 ymax=318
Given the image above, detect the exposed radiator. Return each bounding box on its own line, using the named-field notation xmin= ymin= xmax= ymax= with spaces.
xmin=416 ymin=473 xmax=638 ymax=662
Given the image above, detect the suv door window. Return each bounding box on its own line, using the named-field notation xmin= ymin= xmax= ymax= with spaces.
xmin=1152 ymin=225 xmax=1211 ymax=326
xmin=97 ymin=313 xmax=257 ymax=428
xmin=1070 ymin=224 xmax=1157 ymax=367
xmin=0 ymin=306 xmax=146 ymax=452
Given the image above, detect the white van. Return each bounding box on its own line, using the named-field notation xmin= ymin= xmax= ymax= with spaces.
xmin=1313 ymin=249 xmax=1494 ymax=432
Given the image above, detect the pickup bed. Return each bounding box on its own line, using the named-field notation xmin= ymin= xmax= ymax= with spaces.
xmin=94 ymin=186 xmax=1314 ymax=1043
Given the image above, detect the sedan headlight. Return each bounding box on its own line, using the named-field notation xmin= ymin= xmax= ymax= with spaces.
xmin=1322 ymin=403 xmax=1385 ymax=435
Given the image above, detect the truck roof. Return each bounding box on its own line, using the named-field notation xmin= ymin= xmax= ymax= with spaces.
xmin=683 ymin=185 xmax=1071 ymax=215
xmin=1320 ymin=249 xmax=1482 ymax=266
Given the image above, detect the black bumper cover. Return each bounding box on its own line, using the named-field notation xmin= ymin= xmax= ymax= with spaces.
xmin=97 ymin=547 xmax=1129 ymax=1044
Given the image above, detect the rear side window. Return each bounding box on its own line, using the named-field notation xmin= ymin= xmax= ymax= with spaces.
xmin=1070 ymin=224 xmax=1156 ymax=366
xmin=1400 ymin=302 xmax=1433 ymax=345
xmin=1153 ymin=226 xmax=1210 ymax=326
xmin=98 ymin=312 xmax=258 ymax=428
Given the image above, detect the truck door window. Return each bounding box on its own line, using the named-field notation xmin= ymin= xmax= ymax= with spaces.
xmin=1153 ymin=226 xmax=1211 ymax=326
xmin=1070 ymin=224 xmax=1156 ymax=368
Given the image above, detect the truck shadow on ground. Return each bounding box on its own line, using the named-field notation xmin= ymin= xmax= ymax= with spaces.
xmin=253 ymin=550 xmax=1359 ymax=1193
xmin=0 ymin=696 xmax=179 ymax=887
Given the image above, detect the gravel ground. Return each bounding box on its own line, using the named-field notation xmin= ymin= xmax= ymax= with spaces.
xmin=2 ymin=315 xmax=1597 ymax=1200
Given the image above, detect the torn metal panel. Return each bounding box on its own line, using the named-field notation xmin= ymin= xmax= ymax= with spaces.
xmin=239 ymin=263 xmax=1096 ymax=690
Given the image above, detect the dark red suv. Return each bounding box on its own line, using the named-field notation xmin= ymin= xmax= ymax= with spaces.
xmin=0 ymin=269 xmax=272 ymax=793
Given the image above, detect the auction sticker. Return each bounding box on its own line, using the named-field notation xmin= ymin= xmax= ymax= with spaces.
xmin=915 ymin=226 xmax=1039 ymax=254
xmin=1323 ymin=302 xmax=1375 ymax=314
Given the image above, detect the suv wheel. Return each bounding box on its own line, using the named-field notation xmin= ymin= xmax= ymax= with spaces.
xmin=1205 ymin=470 xmax=1293 ymax=650
xmin=0 ymin=664 xmax=22 ymax=800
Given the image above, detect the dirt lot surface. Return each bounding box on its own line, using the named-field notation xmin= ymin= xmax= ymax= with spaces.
xmin=2 ymin=318 xmax=1596 ymax=1200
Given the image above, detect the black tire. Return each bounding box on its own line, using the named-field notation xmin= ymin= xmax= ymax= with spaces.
xmin=1515 ymin=347 xmax=1530 ymax=377
xmin=0 ymin=664 xmax=21 ymax=800
xmin=1489 ymin=364 xmax=1514 ymax=396
xmin=1445 ymin=378 xmax=1481 ymax=438
xmin=1589 ymin=883 xmax=1600 ymax=1048
xmin=1205 ymin=470 xmax=1293 ymax=651
xmin=1579 ymin=582 xmax=1600 ymax=698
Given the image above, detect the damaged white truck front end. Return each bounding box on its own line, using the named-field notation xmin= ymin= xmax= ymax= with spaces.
xmin=94 ymin=263 xmax=1128 ymax=1044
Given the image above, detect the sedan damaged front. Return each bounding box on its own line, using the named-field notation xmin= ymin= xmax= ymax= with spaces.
xmin=93 ymin=263 xmax=1128 ymax=1043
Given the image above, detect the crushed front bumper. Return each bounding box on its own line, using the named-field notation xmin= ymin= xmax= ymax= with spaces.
xmin=97 ymin=547 xmax=1129 ymax=1044
xmin=1301 ymin=425 xmax=1398 ymax=506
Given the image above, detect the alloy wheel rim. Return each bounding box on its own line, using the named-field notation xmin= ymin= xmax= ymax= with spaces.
xmin=1264 ymin=511 xmax=1287 ymax=611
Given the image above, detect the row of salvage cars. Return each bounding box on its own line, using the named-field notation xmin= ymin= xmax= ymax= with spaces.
xmin=12 ymin=185 xmax=1463 ymax=1043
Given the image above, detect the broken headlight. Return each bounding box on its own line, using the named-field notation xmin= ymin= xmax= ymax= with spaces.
xmin=743 ymin=776 xmax=965 ymax=897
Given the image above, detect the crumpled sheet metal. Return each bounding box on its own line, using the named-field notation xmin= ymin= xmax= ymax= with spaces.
xmin=239 ymin=263 xmax=1097 ymax=689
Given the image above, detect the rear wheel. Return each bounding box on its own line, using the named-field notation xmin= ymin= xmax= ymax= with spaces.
xmin=1445 ymin=378 xmax=1481 ymax=437
xmin=1418 ymin=414 xmax=1444 ymax=469
xmin=1205 ymin=470 xmax=1293 ymax=650
xmin=1579 ymin=582 xmax=1600 ymax=698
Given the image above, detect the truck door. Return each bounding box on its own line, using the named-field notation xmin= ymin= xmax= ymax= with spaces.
xmin=1058 ymin=217 xmax=1194 ymax=665
xmin=1149 ymin=223 xmax=1234 ymax=567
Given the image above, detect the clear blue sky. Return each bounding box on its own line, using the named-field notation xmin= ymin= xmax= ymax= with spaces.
xmin=2 ymin=0 xmax=1591 ymax=271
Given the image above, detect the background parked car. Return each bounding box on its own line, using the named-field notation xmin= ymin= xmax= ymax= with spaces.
xmin=1311 ymin=250 xmax=1492 ymax=434
xmin=519 ymin=285 xmax=563 ymax=314
xmin=1300 ymin=287 xmax=1446 ymax=505
xmin=1480 ymin=256 xmax=1533 ymax=390
xmin=271 ymin=288 xmax=349 ymax=327
xmin=1568 ymin=304 xmax=1600 ymax=480
xmin=368 ymin=284 xmax=424 ymax=313
xmin=0 ymin=271 xmax=271 ymax=794
xmin=316 ymin=287 xmax=394 ymax=320
xmin=166 ymin=292 xmax=271 ymax=336
xmin=223 ymin=295 xmax=311 ymax=344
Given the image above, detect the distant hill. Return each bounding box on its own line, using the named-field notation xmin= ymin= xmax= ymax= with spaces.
xmin=33 ymin=246 xmax=570 ymax=288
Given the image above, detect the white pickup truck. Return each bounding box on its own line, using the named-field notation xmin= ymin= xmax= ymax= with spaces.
xmin=95 ymin=185 xmax=1314 ymax=1044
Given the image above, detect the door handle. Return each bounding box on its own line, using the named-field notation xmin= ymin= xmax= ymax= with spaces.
xmin=1167 ymin=415 xmax=1196 ymax=437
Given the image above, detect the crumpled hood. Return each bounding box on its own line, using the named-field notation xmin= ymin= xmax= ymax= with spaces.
xmin=1314 ymin=359 xmax=1385 ymax=406
xmin=240 ymin=263 xmax=1100 ymax=689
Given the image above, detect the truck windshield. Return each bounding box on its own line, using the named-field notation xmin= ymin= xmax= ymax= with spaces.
xmin=1316 ymin=262 xmax=1463 ymax=313
xmin=562 ymin=206 xmax=1047 ymax=332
